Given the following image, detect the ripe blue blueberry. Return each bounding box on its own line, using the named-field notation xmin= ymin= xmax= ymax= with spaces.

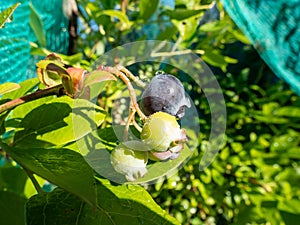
xmin=141 ymin=71 xmax=191 ymax=118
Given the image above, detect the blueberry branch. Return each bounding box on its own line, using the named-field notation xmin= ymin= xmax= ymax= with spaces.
xmin=0 ymin=84 xmax=63 ymax=114
xmin=98 ymin=65 xmax=147 ymax=121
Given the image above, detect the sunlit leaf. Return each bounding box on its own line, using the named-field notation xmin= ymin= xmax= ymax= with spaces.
xmin=29 ymin=3 xmax=46 ymax=47
xmin=0 ymin=82 xmax=20 ymax=95
xmin=0 ymin=3 xmax=20 ymax=29
xmin=10 ymin=96 xmax=106 ymax=148
xmin=84 ymin=70 xmax=116 ymax=87
xmin=98 ymin=10 xmax=133 ymax=30
xmin=1 ymin=78 xmax=40 ymax=100
xmin=163 ymin=9 xmax=202 ymax=21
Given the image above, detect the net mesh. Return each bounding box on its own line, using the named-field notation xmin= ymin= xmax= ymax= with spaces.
xmin=0 ymin=0 xmax=69 ymax=83
xmin=221 ymin=0 xmax=300 ymax=95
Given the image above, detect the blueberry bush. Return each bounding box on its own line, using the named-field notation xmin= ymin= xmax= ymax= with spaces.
xmin=1 ymin=1 xmax=300 ymax=225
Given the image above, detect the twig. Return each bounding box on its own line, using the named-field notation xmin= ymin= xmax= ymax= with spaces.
xmin=0 ymin=84 xmax=63 ymax=114
xmin=116 ymin=65 xmax=146 ymax=88
xmin=132 ymin=119 xmax=142 ymax=132
xmin=98 ymin=66 xmax=147 ymax=121
xmin=123 ymin=106 xmax=136 ymax=141
xmin=151 ymin=49 xmax=205 ymax=58
xmin=23 ymin=167 xmax=44 ymax=194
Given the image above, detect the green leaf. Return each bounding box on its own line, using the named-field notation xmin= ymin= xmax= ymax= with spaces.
xmin=270 ymin=134 xmax=299 ymax=152
xmin=229 ymin=29 xmax=251 ymax=45
xmin=65 ymin=128 xmax=195 ymax=185
xmin=280 ymin=210 xmax=300 ymax=225
xmin=233 ymin=205 xmax=264 ymax=225
xmin=26 ymin=180 xmax=179 ymax=225
xmin=29 ymin=3 xmax=46 ymax=47
xmin=202 ymin=51 xmax=227 ymax=72
xmin=96 ymin=179 xmax=180 ymax=224
xmin=163 ymin=9 xmax=202 ymax=21
xmin=278 ymin=199 xmax=300 ymax=214
xmin=36 ymin=59 xmax=70 ymax=88
xmin=98 ymin=10 xmax=133 ymax=30
xmin=172 ymin=15 xmax=199 ymax=41
xmin=64 ymin=129 xmax=126 ymax=183
xmin=0 ymin=166 xmax=28 ymax=194
xmin=211 ymin=168 xmax=225 ymax=186
xmin=0 ymin=190 xmax=26 ymax=225
xmin=133 ymin=145 xmax=194 ymax=184
xmin=274 ymin=106 xmax=300 ymax=118
xmin=199 ymin=21 xmax=225 ymax=32
xmin=11 ymin=96 xmax=106 ymax=148
xmin=252 ymin=113 xmax=290 ymax=124
xmin=0 ymin=111 xmax=9 ymax=135
xmin=83 ymin=70 xmax=116 ymax=99
xmin=0 ymin=82 xmax=20 ymax=95
xmin=1 ymin=78 xmax=40 ymax=100
xmin=84 ymin=70 xmax=116 ymax=87
xmin=4 ymin=144 xmax=97 ymax=207
xmin=156 ymin=25 xmax=178 ymax=40
xmin=224 ymin=56 xmax=238 ymax=64
xmin=0 ymin=3 xmax=20 ymax=29
xmin=139 ymin=0 xmax=159 ymax=21
xmin=0 ymin=163 xmax=45 ymax=199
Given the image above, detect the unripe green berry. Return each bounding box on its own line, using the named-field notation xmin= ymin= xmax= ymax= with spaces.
xmin=110 ymin=143 xmax=148 ymax=181
xmin=141 ymin=112 xmax=186 ymax=152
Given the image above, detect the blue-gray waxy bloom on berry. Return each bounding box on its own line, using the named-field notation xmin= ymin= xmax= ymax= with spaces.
xmin=141 ymin=71 xmax=191 ymax=118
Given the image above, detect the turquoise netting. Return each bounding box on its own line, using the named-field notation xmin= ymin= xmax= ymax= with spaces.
xmin=0 ymin=0 xmax=69 ymax=83
xmin=221 ymin=0 xmax=300 ymax=95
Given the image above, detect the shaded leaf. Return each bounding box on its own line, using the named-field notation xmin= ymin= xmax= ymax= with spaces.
xmin=139 ymin=0 xmax=159 ymax=21
xmin=156 ymin=25 xmax=178 ymax=40
xmin=133 ymin=145 xmax=194 ymax=184
xmin=26 ymin=180 xmax=179 ymax=225
xmin=202 ymin=50 xmax=227 ymax=72
xmin=0 ymin=190 xmax=26 ymax=225
xmin=3 ymin=144 xmax=97 ymax=207
xmin=0 ymin=111 xmax=9 ymax=135
xmin=0 ymin=166 xmax=27 ymax=194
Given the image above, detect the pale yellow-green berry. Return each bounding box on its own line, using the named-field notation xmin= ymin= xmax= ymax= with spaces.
xmin=110 ymin=143 xmax=148 ymax=181
xmin=141 ymin=112 xmax=184 ymax=152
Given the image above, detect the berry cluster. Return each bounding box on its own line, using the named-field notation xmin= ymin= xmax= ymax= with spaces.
xmin=110 ymin=71 xmax=190 ymax=181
